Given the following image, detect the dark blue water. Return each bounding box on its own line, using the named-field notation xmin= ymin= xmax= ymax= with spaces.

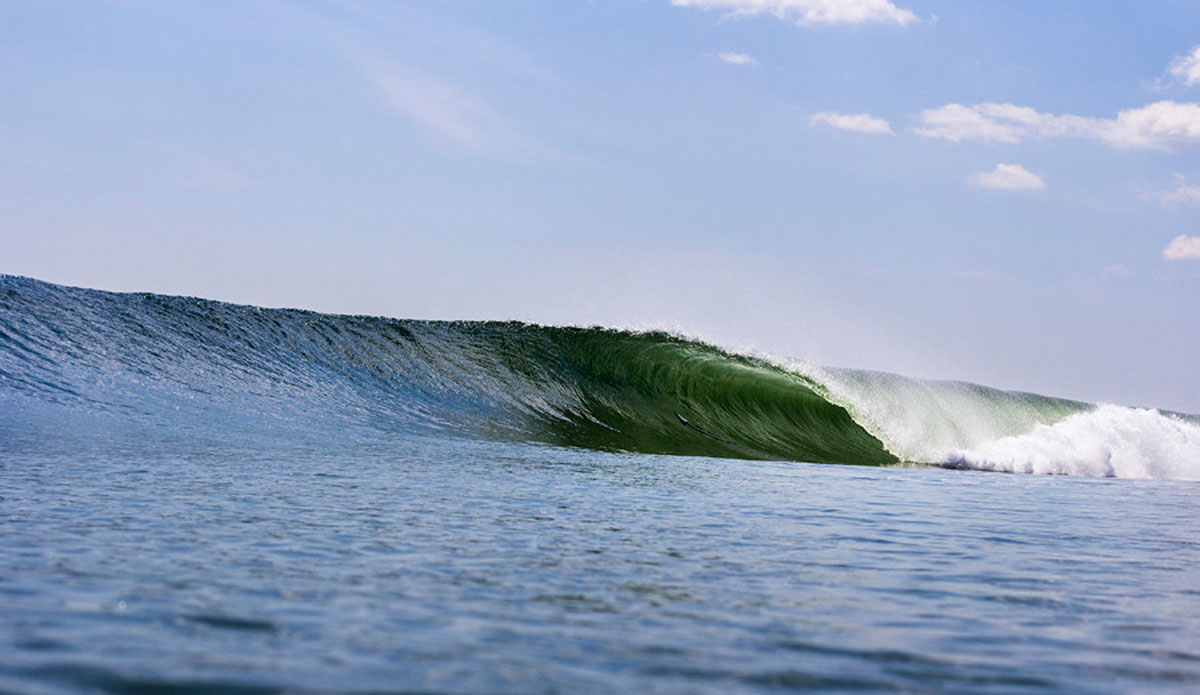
xmin=3 ymin=276 xmax=1200 ymax=693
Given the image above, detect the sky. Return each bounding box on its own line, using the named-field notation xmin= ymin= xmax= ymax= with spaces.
xmin=2 ymin=0 xmax=1199 ymax=412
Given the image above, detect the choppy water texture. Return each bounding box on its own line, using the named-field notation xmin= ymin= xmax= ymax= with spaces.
xmin=2 ymin=275 xmax=1200 ymax=694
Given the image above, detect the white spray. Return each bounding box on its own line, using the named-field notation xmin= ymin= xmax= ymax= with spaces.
xmin=784 ymin=362 xmax=1200 ymax=480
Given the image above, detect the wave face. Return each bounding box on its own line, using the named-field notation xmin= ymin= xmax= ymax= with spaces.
xmin=2 ymin=275 xmax=1198 ymax=478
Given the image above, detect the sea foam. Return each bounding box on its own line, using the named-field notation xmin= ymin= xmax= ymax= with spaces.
xmin=943 ymin=404 xmax=1200 ymax=480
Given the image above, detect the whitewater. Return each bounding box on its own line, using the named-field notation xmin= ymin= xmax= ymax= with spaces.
xmin=789 ymin=364 xmax=1200 ymax=480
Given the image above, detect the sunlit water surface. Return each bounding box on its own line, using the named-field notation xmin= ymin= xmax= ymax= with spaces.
xmin=2 ymin=421 xmax=1199 ymax=695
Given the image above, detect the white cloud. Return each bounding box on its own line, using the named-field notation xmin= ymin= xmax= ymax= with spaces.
xmin=967 ymin=163 xmax=1045 ymax=190
xmin=717 ymin=51 xmax=758 ymax=66
xmin=1163 ymin=235 xmax=1200 ymax=261
xmin=1168 ymin=46 xmax=1200 ymax=87
xmin=1104 ymin=264 xmax=1130 ymax=277
xmin=916 ymin=101 xmax=1200 ymax=151
xmin=810 ymin=111 xmax=894 ymax=134
xmin=1155 ymin=183 xmax=1200 ymax=206
xmin=915 ymin=103 xmax=1094 ymax=143
xmin=915 ymin=104 xmax=1024 ymax=143
xmin=1102 ymin=101 xmax=1200 ymax=149
xmin=670 ymin=0 xmax=918 ymax=26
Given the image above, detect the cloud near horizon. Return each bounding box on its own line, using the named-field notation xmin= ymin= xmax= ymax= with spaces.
xmin=967 ymin=163 xmax=1045 ymax=190
xmin=915 ymin=101 xmax=1200 ymax=150
xmin=810 ymin=111 xmax=894 ymax=134
xmin=1163 ymin=235 xmax=1200 ymax=261
xmin=670 ymin=0 xmax=918 ymax=26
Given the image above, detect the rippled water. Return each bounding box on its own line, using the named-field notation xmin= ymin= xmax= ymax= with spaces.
xmin=3 ymin=420 xmax=1199 ymax=694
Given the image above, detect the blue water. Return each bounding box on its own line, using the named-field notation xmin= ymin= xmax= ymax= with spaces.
xmin=3 ymin=276 xmax=1200 ymax=693
xmin=4 ymin=422 xmax=1200 ymax=694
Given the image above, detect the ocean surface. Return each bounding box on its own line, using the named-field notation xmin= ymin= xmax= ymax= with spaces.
xmin=2 ymin=274 xmax=1199 ymax=694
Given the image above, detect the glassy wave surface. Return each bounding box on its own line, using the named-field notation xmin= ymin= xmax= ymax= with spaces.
xmin=2 ymin=275 xmax=1197 ymax=479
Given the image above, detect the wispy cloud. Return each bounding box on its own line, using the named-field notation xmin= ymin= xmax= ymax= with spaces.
xmin=810 ymin=111 xmax=894 ymax=135
xmin=1154 ymin=183 xmax=1200 ymax=206
xmin=670 ymin=0 xmax=918 ymax=26
xmin=967 ymin=163 xmax=1045 ymax=190
xmin=1168 ymin=46 xmax=1200 ymax=88
xmin=915 ymin=101 xmax=1200 ymax=150
xmin=717 ymin=51 xmax=758 ymax=66
xmin=1163 ymin=235 xmax=1200 ymax=261
xmin=363 ymin=62 xmax=510 ymax=152
xmin=307 ymin=2 xmax=552 ymax=160
xmin=1104 ymin=264 xmax=1131 ymax=277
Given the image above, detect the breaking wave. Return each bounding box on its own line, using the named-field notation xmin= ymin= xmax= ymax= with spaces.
xmin=2 ymin=275 xmax=1197 ymax=479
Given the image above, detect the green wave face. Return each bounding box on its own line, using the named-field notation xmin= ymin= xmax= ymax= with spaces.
xmin=0 ymin=276 xmax=897 ymax=466
xmin=517 ymin=328 xmax=898 ymax=465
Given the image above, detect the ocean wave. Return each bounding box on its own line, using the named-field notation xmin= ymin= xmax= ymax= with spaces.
xmin=2 ymin=275 xmax=1197 ymax=479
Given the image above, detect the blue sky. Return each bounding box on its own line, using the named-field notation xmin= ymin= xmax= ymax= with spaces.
xmin=3 ymin=0 xmax=1199 ymax=411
